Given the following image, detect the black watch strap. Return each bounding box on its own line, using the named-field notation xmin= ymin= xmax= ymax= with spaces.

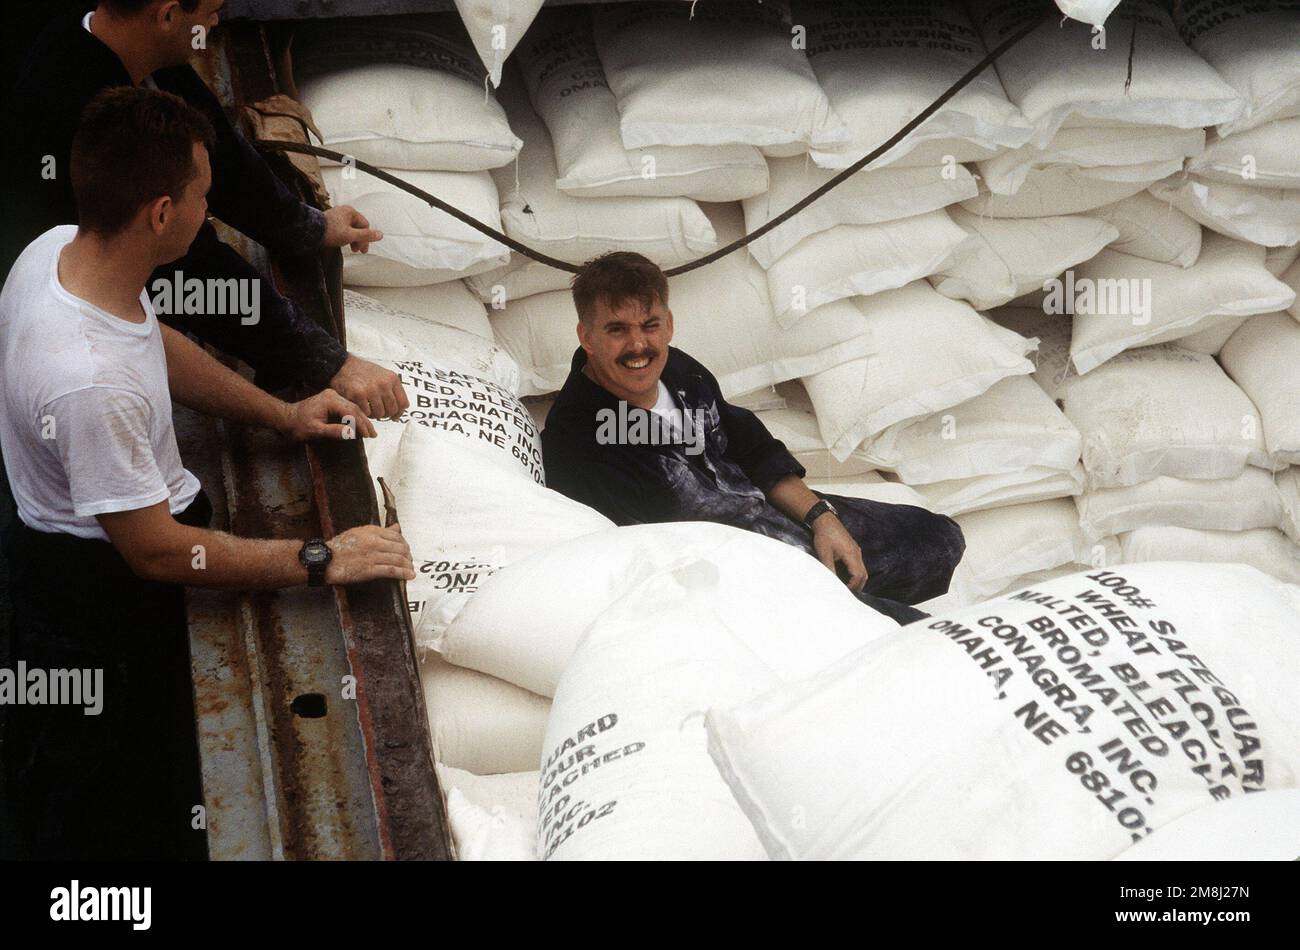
xmin=803 ymin=498 xmax=838 ymax=530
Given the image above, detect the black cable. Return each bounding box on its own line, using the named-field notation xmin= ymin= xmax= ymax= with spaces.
xmin=256 ymin=5 xmax=1053 ymax=278
xmin=262 ymin=148 xmax=585 ymax=272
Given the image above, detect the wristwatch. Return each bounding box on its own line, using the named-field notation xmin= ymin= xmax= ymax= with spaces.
xmin=299 ymin=538 xmax=333 ymax=587
xmin=802 ymin=498 xmax=839 ymax=530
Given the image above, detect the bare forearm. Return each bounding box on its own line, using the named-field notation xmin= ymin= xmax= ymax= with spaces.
xmin=162 ymin=325 xmax=290 ymax=432
xmin=99 ymin=502 xmax=411 ymax=590
xmin=140 ymin=525 xmax=307 ymax=589
xmin=766 ymin=474 xmax=821 ymax=524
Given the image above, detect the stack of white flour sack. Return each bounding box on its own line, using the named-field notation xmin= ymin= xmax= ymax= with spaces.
xmin=283 ymin=0 xmax=1300 ymax=858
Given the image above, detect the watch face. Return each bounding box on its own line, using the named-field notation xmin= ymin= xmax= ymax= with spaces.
xmin=302 ymin=541 xmax=331 ymax=566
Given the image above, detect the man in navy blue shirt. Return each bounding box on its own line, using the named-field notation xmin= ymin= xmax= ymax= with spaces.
xmin=542 ymin=252 xmax=965 ymax=624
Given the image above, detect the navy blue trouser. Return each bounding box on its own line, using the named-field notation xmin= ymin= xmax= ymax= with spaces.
xmin=2 ymin=491 xmax=211 ymax=860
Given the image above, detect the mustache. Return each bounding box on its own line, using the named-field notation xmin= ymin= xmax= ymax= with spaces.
xmin=618 ymin=349 xmax=659 ymax=367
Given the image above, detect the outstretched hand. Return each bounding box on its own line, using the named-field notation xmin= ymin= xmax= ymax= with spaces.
xmin=280 ymin=387 xmax=376 ymax=442
xmin=329 ymin=355 xmax=408 ymax=421
xmin=322 ymin=204 xmax=383 ymax=253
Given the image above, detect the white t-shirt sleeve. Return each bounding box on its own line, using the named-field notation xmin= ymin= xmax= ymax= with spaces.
xmin=44 ymin=386 xmax=171 ymax=517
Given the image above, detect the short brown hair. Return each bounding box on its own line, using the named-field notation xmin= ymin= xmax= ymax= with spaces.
xmin=571 ymin=252 xmax=670 ymax=325
xmin=71 ymin=86 xmax=215 ymax=238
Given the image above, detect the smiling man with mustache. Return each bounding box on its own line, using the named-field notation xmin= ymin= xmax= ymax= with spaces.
xmin=541 ymin=252 xmax=966 ymax=624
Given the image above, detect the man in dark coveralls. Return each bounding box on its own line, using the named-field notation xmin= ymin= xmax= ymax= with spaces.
xmin=541 ymin=252 xmax=966 ymax=625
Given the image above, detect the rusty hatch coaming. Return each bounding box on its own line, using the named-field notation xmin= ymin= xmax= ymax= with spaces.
xmin=181 ymin=21 xmax=451 ymax=861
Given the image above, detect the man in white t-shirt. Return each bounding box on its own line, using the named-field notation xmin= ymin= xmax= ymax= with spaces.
xmin=0 ymin=87 xmax=415 ymax=860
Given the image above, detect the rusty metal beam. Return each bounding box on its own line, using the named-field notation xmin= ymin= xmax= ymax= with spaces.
xmin=180 ymin=20 xmax=451 ymax=861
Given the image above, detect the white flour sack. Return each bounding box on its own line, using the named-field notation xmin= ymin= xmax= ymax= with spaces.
xmin=989 ymin=304 xmax=1073 ymax=394
xmin=911 ymin=464 xmax=1086 ymax=518
xmin=766 ymin=210 xmax=972 ymax=327
xmin=864 ymin=374 xmax=1081 ymax=487
xmin=490 ymin=68 xmax=717 ymax=277
xmin=464 ymin=253 xmax=574 ymax=303
xmin=959 ymin=166 xmax=1159 ymax=218
xmin=969 ymin=0 xmax=1244 ymax=147
xmin=803 ymin=475 xmax=931 ymax=509
xmin=1054 ymin=0 xmax=1124 ymax=25
xmin=922 ymin=498 xmax=1115 ymax=614
xmin=1065 ymin=232 xmax=1296 ymax=374
xmin=794 ymin=0 xmax=1032 ymax=170
xmin=930 ymin=208 xmax=1117 ymax=310
xmin=1149 ymin=175 xmax=1300 ymax=247
xmin=1277 ymin=468 xmax=1300 ymax=544
xmin=1056 ymin=344 xmax=1268 ymax=489
xmin=436 ymin=523 xmax=744 ymax=696
xmin=491 ymin=203 xmax=872 ymax=399
xmin=421 ymin=652 xmax=549 ymax=776
xmin=705 ymin=562 xmax=1300 ymax=860
xmin=1115 ymin=790 xmax=1300 ymax=861
xmin=363 ymin=354 xmax=523 ymax=485
xmin=522 ymin=393 xmax=554 ymax=434
xmin=1174 ymin=0 xmax=1300 ymax=136
xmin=1219 ymin=313 xmax=1300 ymax=466
xmin=976 ymin=125 xmax=1206 ymax=197
xmin=1077 ymin=468 xmax=1287 ymax=542
xmin=383 ymin=379 xmax=612 ymax=638
xmin=341 ymin=290 xmax=511 ymax=376
xmin=349 ymin=282 xmax=492 ymax=341
xmin=730 ymin=387 xmax=787 ymax=412
xmin=756 ymin=382 xmax=875 ymax=479
xmin=350 ymin=298 xmax=517 ymax=482
xmin=1287 ymin=257 xmax=1300 ymax=319
xmin=539 ymin=541 xmax=898 ymax=860
xmin=802 ymin=283 xmax=1037 ymax=461
xmin=1268 ymin=243 xmax=1300 ymax=279
xmin=321 ymin=166 xmax=508 ymax=287
xmin=743 ymin=160 xmax=978 ymax=269
xmin=453 ymin=0 xmax=544 ymax=87
xmin=1188 ymin=117 xmax=1300 ymax=188
xmin=756 ymin=407 xmax=872 ymax=478
xmin=591 ymin=1 xmax=847 ymax=153
xmin=437 ymin=522 xmax=893 ymax=700
xmin=364 ymin=361 xmax=611 ymax=634
xmin=991 ymin=564 xmax=1097 ymax=600
xmin=437 ymin=766 xmax=539 ymax=861
xmin=1119 ymin=526 xmax=1300 ymax=585
xmin=293 ymin=23 xmax=521 ymax=171
xmin=1092 ymin=191 xmax=1203 ymax=268
xmin=515 ymin=8 xmax=768 ymax=201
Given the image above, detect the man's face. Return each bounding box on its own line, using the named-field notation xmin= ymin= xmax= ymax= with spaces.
xmin=153 ymin=0 xmax=224 ymax=65
xmin=577 ymin=294 xmax=674 ymax=406
xmin=157 ymin=142 xmax=211 ymax=260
